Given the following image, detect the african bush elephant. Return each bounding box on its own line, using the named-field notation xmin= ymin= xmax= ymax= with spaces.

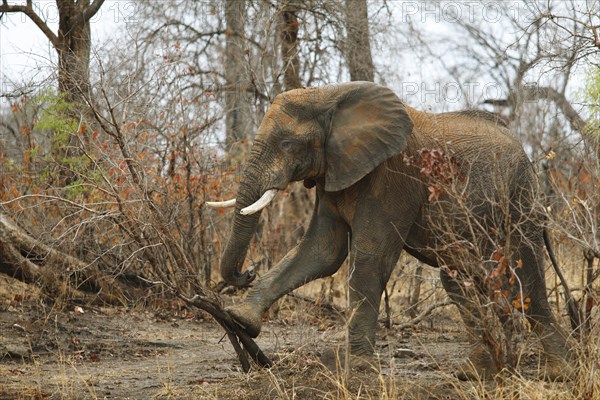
xmin=208 ymin=81 xmax=572 ymax=380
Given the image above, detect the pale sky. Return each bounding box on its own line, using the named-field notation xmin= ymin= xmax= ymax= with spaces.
xmin=0 ymin=1 xmax=588 ymax=111
xmin=0 ymin=0 xmax=130 ymax=92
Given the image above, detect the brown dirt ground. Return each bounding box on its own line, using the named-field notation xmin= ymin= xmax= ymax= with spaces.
xmin=0 ymin=275 xmax=572 ymax=400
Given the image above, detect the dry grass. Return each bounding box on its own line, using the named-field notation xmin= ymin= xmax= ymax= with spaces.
xmin=191 ymin=337 xmax=598 ymax=400
xmin=1 ymin=241 xmax=597 ymax=399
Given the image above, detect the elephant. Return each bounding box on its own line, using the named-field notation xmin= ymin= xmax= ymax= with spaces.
xmin=207 ymin=81 xmax=572 ymax=380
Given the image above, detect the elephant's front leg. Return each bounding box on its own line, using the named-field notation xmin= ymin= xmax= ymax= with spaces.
xmin=227 ymin=196 xmax=349 ymax=338
xmin=340 ymin=187 xmax=419 ymax=356
xmin=348 ymin=212 xmax=410 ymax=356
xmin=347 ymin=231 xmax=406 ymax=356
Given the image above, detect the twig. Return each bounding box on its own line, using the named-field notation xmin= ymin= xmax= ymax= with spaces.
xmin=287 ymin=292 xmax=344 ymax=314
xmin=395 ymin=299 xmax=453 ymax=330
xmin=544 ymin=229 xmax=582 ymax=332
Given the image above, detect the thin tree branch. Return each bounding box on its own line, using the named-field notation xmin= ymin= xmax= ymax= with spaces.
xmin=523 ymin=86 xmax=588 ymax=134
xmin=83 ymin=0 xmax=105 ymax=21
xmin=395 ymin=299 xmax=453 ymax=330
xmin=0 ymin=2 xmax=60 ymax=48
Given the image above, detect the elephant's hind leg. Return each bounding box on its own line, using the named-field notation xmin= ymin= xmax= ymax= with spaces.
xmin=440 ymin=269 xmax=500 ymax=380
xmin=513 ymin=237 xmax=574 ymax=380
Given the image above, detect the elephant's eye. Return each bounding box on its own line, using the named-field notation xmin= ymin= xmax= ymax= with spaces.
xmin=279 ymin=140 xmax=295 ymax=152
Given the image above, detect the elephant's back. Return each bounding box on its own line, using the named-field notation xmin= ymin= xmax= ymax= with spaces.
xmin=433 ymin=111 xmax=519 ymax=148
xmin=407 ymin=108 xmax=529 ymax=166
xmin=406 ymin=107 xmax=538 ymax=206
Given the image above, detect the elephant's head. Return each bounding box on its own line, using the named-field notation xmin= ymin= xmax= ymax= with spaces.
xmin=209 ymin=81 xmax=414 ymax=286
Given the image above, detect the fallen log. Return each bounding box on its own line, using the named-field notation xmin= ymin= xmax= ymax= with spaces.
xmin=0 ymin=213 xmax=127 ymax=305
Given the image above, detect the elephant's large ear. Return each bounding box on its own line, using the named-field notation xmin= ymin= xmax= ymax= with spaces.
xmin=325 ymin=82 xmax=413 ymax=192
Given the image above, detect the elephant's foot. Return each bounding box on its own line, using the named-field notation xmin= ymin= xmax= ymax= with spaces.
xmin=226 ymin=303 xmax=263 ymax=338
xmin=455 ymin=343 xmax=499 ymax=381
xmin=320 ymin=347 xmax=380 ymax=373
xmin=537 ymin=326 xmax=575 ymax=381
xmin=538 ymin=353 xmax=574 ymax=382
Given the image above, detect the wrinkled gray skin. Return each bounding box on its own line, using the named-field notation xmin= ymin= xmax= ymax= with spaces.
xmin=219 ymin=82 xmax=571 ymax=380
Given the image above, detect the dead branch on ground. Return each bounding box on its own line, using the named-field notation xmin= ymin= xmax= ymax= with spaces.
xmin=178 ymin=292 xmax=273 ymax=372
xmin=0 ymin=213 xmax=128 ymax=305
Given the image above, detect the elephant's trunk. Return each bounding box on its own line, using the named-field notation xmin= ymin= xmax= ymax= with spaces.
xmin=220 ymin=182 xmax=262 ymax=286
xmin=220 ymin=143 xmax=275 ymax=287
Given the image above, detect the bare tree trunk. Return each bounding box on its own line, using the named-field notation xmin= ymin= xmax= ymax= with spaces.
xmin=55 ymin=0 xmax=97 ymax=183
xmin=0 ymin=0 xmax=103 ymax=103
xmin=0 ymin=0 xmax=104 ymax=182
xmin=56 ymin=0 xmax=94 ymax=105
xmin=225 ymin=0 xmax=252 ymax=163
xmin=279 ymin=1 xmax=302 ymax=91
xmin=344 ymin=0 xmax=374 ymax=82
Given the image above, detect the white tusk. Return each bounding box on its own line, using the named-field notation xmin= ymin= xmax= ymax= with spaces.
xmin=240 ymin=189 xmax=278 ymax=215
xmin=205 ymin=199 xmax=237 ymax=208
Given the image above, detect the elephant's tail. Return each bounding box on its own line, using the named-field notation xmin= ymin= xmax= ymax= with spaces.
xmin=543 ymin=228 xmax=582 ymax=331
